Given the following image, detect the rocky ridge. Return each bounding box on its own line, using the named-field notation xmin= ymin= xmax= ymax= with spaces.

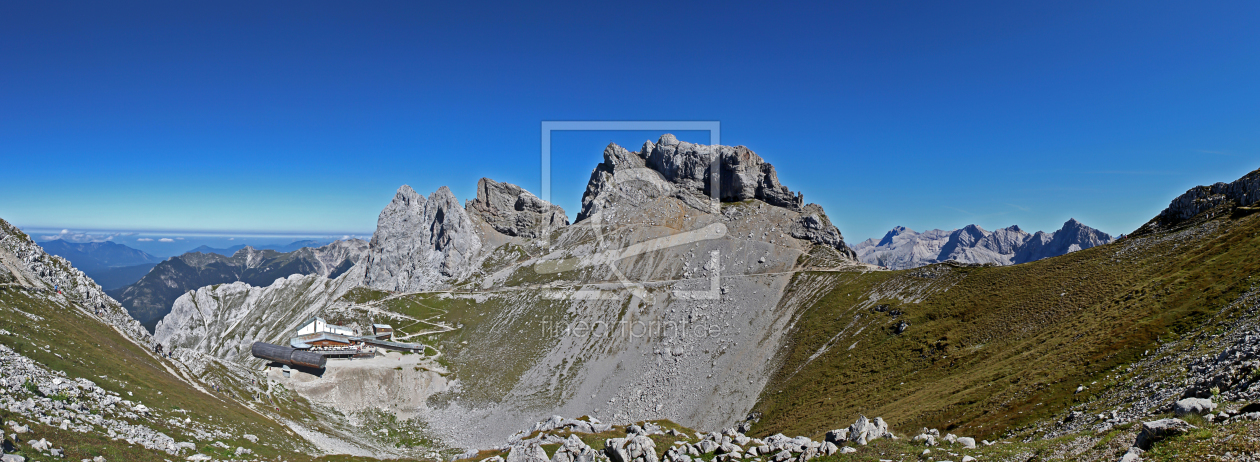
xmin=852 ymin=219 xmax=1114 ymax=269
xmin=0 ymin=219 xmax=147 ymax=342
xmin=1141 ymin=167 xmax=1260 ymax=232
xmin=466 ymin=177 xmax=569 ymax=240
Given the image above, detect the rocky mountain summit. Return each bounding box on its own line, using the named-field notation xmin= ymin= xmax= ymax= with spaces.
xmin=361 ymin=185 xmax=483 ymax=293
xmin=578 ymin=135 xmax=855 ymax=257
xmin=1139 ymin=166 xmax=1260 ymax=232
xmin=466 ymin=177 xmax=569 ymax=239
xmin=109 ymin=239 xmax=367 ymax=330
xmin=853 ymin=219 xmax=1114 ymax=269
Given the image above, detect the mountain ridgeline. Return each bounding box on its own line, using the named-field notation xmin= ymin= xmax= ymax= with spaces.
xmin=15 ymin=136 xmax=1260 ymax=460
xmin=851 ymin=218 xmax=1115 ymax=270
xmin=150 ymin=135 xmax=868 ymax=448
xmin=109 ymin=240 xmax=368 ymax=330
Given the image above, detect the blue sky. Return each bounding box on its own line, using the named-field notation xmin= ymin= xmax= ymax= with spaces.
xmin=2 ymin=1 xmax=1258 ymax=247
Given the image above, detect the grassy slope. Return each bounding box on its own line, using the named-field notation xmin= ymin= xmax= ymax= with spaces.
xmin=755 ymin=212 xmax=1260 ymax=441
xmin=0 ymin=285 xmax=390 ymax=461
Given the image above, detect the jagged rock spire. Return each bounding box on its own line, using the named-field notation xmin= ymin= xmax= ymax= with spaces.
xmin=363 ymin=185 xmax=481 ymax=292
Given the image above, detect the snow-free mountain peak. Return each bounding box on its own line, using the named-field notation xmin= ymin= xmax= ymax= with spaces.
xmin=362 ymin=184 xmax=482 ymax=293
xmin=854 ymin=219 xmax=1114 ymax=269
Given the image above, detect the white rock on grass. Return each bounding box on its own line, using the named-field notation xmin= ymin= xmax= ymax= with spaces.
xmin=1173 ymin=397 xmax=1217 ymax=417
xmin=957 ymin=436 xmax=976 ymax=449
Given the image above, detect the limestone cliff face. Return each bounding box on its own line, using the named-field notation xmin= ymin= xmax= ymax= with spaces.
xmin=362 ymin=185 xmax=482 ymax=292
xmin=465 ymin=178 xmax=568 ymax=239
xmin=577 ymin=134 xmax=855 ymax=257
xmin=641 ymin=133 xmax=803 ymax=210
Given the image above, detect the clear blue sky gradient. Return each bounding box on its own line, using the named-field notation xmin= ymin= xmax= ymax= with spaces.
xmin=2 ymin=1 xmax=1258 ymax=244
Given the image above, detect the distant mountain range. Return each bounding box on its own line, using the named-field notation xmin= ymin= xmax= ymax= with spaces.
xmin=851 ymin=218 xmax=1115 ymax=269
xmin=39 ymin=239 xmax=160 ymax=271
xmin=108 ymin=240 xmax=368 ymax=331
xmin=38 ymin=240 xmax=163 ymax=290
xmin=187 ymin=239 xmax=329 ymax=256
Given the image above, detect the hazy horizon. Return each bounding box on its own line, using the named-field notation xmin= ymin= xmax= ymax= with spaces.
xmin=3 ymin=1 xmax=1257 ymax=244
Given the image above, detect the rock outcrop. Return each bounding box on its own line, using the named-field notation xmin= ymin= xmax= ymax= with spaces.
xmin=466 ymin=178 xmax=568 ymax=239
xmin=577 ymin=135 xmax=853 ymax=256
xmin=362 ymin=185 xmax=482 ymax=292
xmin=642 ymin=134 xmax=803 ymax=210
xmin=1140 ymin=167 xmax=1260 ymax=232
xmin=853 ymin=219 xmax=1114 ymax=269
xmin=1134 ymin=418 xmax=1195 ymax=450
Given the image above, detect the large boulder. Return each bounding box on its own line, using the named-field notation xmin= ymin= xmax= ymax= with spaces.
xmin=956 ymin=437 xmax=976 ymax=449
xmin=552 ymin=435 xmax=599 ymax=462
xmin=605 ymin=432 xmax=658 ymax=462
xmin=846 ymin=415 xmax=894 ymax=445
xmin=823 ymin=428 xmax=848 ymax=445
xmin=1134 ymin=418 xmax=1196 ymax=450
xmin=1173 ymin=397 xmax=1217 ymax=417
xmin=507 ymin=443 xmax=550 ymax=462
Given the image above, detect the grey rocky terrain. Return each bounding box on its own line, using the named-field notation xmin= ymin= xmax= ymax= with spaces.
xmin=147 ymin=135 xmax=870 ymax=451
xmin=362 ymin=185 xmax=483 ymax=292
xmin=0 ymin=341 xmax=235 ymax=458
xmin=853 ymin=219 xmax=1114 ymax=269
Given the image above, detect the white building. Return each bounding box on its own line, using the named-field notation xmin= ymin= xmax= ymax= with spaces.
xmin=296 ymin=317 xmax=355 ymax=337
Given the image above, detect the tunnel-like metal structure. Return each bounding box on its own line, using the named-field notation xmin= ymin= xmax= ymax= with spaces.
xmin=251 ymin=341 xmax=326 ymax=369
